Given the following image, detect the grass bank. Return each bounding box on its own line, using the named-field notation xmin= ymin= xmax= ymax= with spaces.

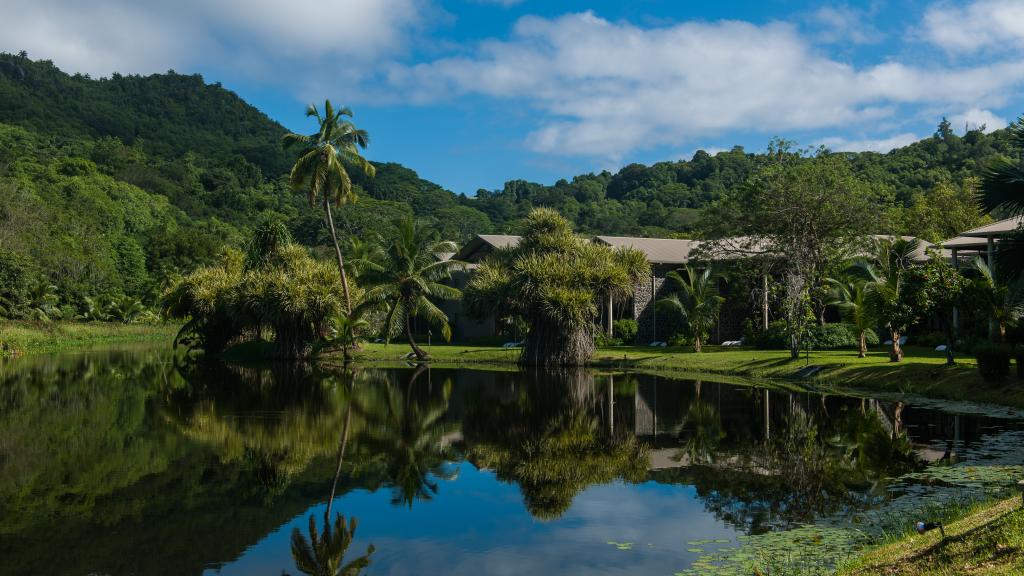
xmin=0 ymin=321 xmax=179 ymax=356
xmin=838 ymin=496 xmax=1024 ymax=575
xmin=352 ymin=343 xmax=1024 ymax=409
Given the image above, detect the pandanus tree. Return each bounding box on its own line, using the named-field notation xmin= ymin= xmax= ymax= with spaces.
xmin=284 ymin=101 xmax=374 ymax=358
xmin=655 ymin=265 xmax=724 ymax=352
xmin=464 ymin=209 xmax=650 ymax=366
xmin=357 ymin=217 xmax=464 ymax=361
xmin=826 ymin=277 xmax=873 ymax=358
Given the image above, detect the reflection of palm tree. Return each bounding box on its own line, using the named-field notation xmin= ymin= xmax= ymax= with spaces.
xmin=288 ymin=514 xmax=374 ymax=576
xmin=676 ymin=401 xmax=725 ymax=465
xmin=357 ymin=366 xmax=457 ymax=507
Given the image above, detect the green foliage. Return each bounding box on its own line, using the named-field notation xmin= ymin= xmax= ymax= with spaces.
xmin=656 ymin=265 xmax=724 ymax=352
xmin=464 ymin=209 xmax=650 ymax=365
xmin=974 ymin=343 xmax=1012 ymax=382
xmin=613 ymin=319 xmax=639 ymax=343
xmin=164 ymin=224 xmax=345 ymax=359
xmin=808 ymin=324 xmax=879 ymax=350
xmin=356 ymin=217 xmax=464 ymax=360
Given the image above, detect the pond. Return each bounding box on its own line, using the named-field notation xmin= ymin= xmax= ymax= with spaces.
xmin=1 ymin=345 xmax=1023 ymax=575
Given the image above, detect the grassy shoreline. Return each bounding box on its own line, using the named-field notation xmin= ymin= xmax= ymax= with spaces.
xmin=838 ymin=496 xmax=1024 ymax=575
xmin=351 ymin=342 xmax=1024 ymax=409
xmin=0 ymin=321 xmax=179 ymax=356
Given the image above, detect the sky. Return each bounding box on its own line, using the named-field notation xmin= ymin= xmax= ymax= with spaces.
xmin=3 ymin=0 xmax=1024 ymax=194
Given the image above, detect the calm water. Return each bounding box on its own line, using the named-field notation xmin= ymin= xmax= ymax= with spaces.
xmin=1 ymin=346 xmax=1022 ymax=575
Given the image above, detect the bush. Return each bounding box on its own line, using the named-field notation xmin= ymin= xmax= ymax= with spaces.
xmin=613 ymin=319 xmax=639 ymax=343
xmin=668 ymin=332 xmax=690 ymax=348
xmin=594 ymin=332 xmax=622 ymax=347
xmin=975 ymin=344 xmax=1011 ymax=383
xmin=748 ymin=321 xmax=878 ymax=350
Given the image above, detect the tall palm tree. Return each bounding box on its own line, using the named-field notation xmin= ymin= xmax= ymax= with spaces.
xmin=358 ymin=217 xmax=464 ymax=361
xmin=655 ymin=265 xmax=724 ymax=352
xmin=288 ymin=513 xmax=374 ymax=576
xmin=826 ymin=277 xmax=873 ymax=358
xmin=283 ymin=100 xmax=374 ymax=321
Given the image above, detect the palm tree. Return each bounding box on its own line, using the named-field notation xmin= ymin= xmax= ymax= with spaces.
xmin=283 ymin=101 xmax=374 ymax=323
xmin=858 ymin=238 xmax=919 ymax=362
xmin=288 ymin=513 xmax=374 ymax=576
xmin=655 ymin=265 xmax=724 ymax=352
xmin=358 ymin=217 xmax=464 ymax=361
xmin=971 ymin=256 xmax=1024 ymax=341
xmin=826 ymin=277 xmax=873 ymax=358
xmin=979 ymin=116 xmax=1024 ymax=281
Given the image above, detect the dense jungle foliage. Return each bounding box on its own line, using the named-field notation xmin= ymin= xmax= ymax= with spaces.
xmin=0 ymin=51 xmax=1014 ymax=320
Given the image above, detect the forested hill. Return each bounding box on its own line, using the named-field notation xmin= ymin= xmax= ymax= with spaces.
xmin=0 ymin=51 xmax=1017 ymax=316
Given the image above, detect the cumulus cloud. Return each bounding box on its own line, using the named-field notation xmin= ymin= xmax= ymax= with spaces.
xmin=817 ymin=132 xmax=922 ymax=153
xmin=949 ymin=108 xmax=1008 ymax=132
xmin=807 ymin=5 xmax=883 ymax=44
xmin=922 ymin=0 xmax=1024 ymax=53
xmin=0 ymin=0 xmax=426 ymax=77
xmin=386 ymin=11 xmax=1024 ymax=157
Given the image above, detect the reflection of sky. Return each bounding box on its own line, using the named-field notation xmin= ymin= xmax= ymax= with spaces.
xmin=207 ymin=464 xmax=735 ymax=575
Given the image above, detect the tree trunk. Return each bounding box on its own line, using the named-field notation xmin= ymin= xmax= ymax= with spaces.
xmin=693 ymin=335 xmax=702 ymax=353
xmin=323 ymin=198 xmax=353 ymax=361
xmin=520 ymin=319 xmax=594 ymax=366
xmin=889 ymin=329 xmax=903 ymax=362
xmin=406 ymin=315 xmax=429 ymax=361
xmin=789 ymin=331 xmax=800 ymax=360
xmin=858 ymin=330 xmax=867 ymax=358
xmin=325 ymin=377 xmax=355 ymax=522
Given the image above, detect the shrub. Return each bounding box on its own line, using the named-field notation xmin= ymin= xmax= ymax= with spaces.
xmin=613 ymin=319 xmax=639 ymax=343
xmin=975 ymin=344 xmax=1011 ymax=383
xmin=594 ymin=332 xmax=622 ymax=347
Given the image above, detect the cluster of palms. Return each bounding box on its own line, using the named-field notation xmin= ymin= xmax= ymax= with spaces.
xmin=283 ymin=101 xmax=464 ymax=363
xmin=656 ymin=265 xmax=725 ymax=352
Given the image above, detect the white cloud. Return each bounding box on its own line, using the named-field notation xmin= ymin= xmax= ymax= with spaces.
xmin=817 ymin=132 xmax=922 ymax=153
xmin=387 ymin=11 xmax=1024 ymax=158
xmin=807 ymin=5 xmax=883 ymax=44
xmin=0 ymin=0 xmax=426 ymax=77
xmin=923 ymin=0 xmax=1024 ymax=53
xmin=949 ymin=108 xmax=1008 ymax=132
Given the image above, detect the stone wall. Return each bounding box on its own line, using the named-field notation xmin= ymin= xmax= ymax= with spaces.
xmin=635 ymin=265 xmax=670 ymax=343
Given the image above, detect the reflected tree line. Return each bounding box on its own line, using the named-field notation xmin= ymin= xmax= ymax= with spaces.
xmin=1 ymin=351 xmax=976 ymax=573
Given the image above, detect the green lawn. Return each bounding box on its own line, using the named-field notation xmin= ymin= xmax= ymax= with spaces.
xmin=0 ymin=321 xmax=179 ymax=356
xmin=353 ymin=342 xmax=1024 ymax=409
xmin=838 ymin=497 xmax=1024 ymax=575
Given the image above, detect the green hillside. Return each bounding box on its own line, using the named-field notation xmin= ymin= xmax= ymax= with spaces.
xmin=0 ymin=51 xmax=1015 ymax=320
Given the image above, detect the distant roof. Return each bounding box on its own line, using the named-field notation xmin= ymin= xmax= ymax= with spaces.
xmin=453 ymin=234 xmax=521 ymax=262
xmin=593 ymin=236 xmax=699 ymax=264
xmin=960 ymin=216 xmax=1024 ymax=238
xmin=870 ymin=235 xmax=946 ymax=262
xmin=938 ymin=236 xmax=989 ymax=250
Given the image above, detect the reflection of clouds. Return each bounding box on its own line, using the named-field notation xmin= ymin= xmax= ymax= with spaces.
xmin=212 ymin=468 xmax=736 ymax=575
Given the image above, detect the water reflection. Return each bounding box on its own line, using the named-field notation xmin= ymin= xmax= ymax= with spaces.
xmin=0 ymin=347 xmax=1020 ymax=575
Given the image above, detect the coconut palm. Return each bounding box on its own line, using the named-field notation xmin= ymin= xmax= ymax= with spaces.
xmin=857 ymin=237 xmax=919 ymax=362
xmin=358 ymin=217 xmax=463 ymax=361
xmin=288 ymin=513 xmax=374 ymax=576
xmin=656 ymin=265 xmax=724 ymax=352
xmin=826 ymin=277 xmax=873 ymax=358
xmin=283 ymin=100 xmax=374 ymax=323
xmin=970 ymin=256 xmax=1024 ymax=341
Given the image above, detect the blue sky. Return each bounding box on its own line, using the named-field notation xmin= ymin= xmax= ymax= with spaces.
xmin=4 ymin=0 xmax=1024 ymax=194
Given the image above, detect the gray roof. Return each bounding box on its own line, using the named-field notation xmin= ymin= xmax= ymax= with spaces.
xmin=960 ymin=216 xmax=1024 ymax=238
xmin=870 ymin=235 xmax=946 ymax=262
xmin=593 ymin=236 xmax=699 ymax=264
xmin=453 ymin=234 xmax=521 ymax=262
xmin=938 ymin=236 xmax=989 ymax=250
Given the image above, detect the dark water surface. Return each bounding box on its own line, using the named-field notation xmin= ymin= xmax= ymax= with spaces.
xmin=1 ymin=345 xmax=1022 ymax=575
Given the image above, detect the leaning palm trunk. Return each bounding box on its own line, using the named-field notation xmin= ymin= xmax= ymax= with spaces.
xmin=323 ymin=198 xmax=354 ymax=360
xmin=520 ymin=319 xmax=594 ymax=366
xmin=406 ymin=315 xmax=429 ymax=361
xmin=858 ymin=330 xmax=867 ymax=358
